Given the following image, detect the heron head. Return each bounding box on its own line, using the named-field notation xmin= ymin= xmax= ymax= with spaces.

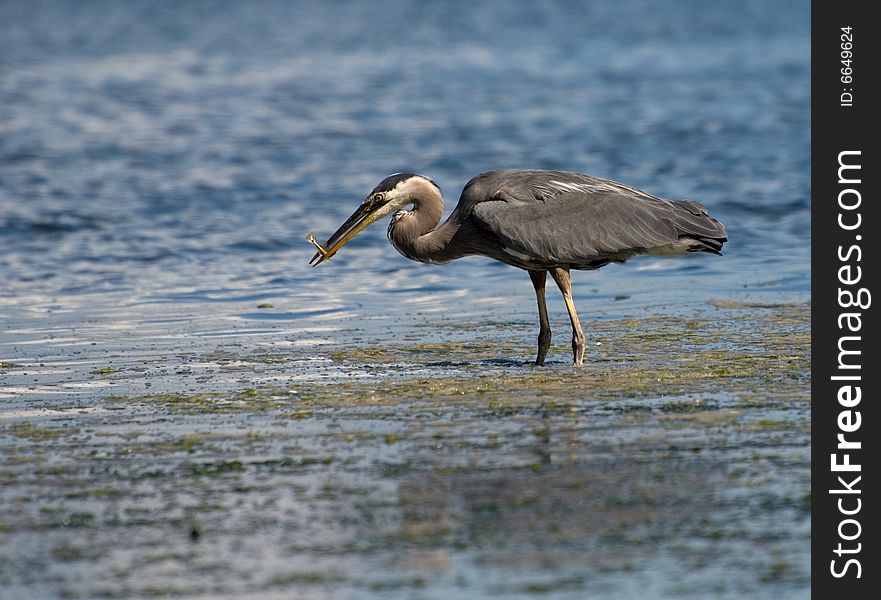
xmin=309 ymin=173 xmax=439 ymax=266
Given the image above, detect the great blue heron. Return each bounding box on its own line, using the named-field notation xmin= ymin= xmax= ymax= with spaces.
xmin=309 ymin=169 xmax=727 ymax=365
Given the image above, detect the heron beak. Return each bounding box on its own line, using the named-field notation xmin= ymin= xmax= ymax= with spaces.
xmin=309 ymin=202 xmax=381 ymax=266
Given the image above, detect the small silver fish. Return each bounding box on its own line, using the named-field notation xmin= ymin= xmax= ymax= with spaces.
xmin=305 ymin=232 xmax=329 ymax=257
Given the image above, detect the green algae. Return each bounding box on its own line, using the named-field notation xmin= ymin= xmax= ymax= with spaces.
xmin=188 ymin=460 xmax=246 ymax=476
xmin=247 ymin=354 xmax=290 ymax=365
xmin=105 ymin=389 xmax=289 ymax=414
xmin=268 ymin=571 xmax=344 ymax=586
xmin=91 ymin=367 xmax=118 ymax=375
xmin=3 ymin=422 xmax=80 ymax=442
xmin=102 ymin=307 xmax=808 ymax=415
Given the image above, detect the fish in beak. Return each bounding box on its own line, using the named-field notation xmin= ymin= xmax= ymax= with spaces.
xmin=308 ymin=200 xmax=385 ymax=266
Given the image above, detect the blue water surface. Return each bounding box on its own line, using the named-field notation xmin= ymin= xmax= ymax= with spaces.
xmin=0 ymin=1 xmax=809 ymax=597
xmin=1 ymin=0 xmax=809 ymax=323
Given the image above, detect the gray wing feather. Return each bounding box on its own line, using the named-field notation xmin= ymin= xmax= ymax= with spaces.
xmin=467 ymin=170 xmax=726 ymax=263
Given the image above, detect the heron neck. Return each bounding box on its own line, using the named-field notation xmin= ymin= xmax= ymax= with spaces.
xmin=388 ymin=194 xmax=459 ymax=264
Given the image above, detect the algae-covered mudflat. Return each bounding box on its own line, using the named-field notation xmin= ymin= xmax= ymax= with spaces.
xmin=0 ymin=302 xmax=809 ymax=599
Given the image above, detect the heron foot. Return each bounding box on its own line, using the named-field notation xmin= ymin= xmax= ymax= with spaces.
xmin=529 ymin=270 xmax=552 ymax=367
xmin=535 ymin=328 xmax=552 ymax=366
xmin=548 ymin=266 xmax=586 ymax=366
xmin=572 ymin=332 xmax=585 ymax=366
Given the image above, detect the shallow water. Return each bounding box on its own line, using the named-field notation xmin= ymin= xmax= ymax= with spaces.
xmin=1 ymin=305 xmax=810 ymax=599
xmin=1 ymin=1 xmax=809 ymax=598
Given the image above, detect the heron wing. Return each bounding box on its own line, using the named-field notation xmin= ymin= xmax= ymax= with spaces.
xmin=467 ymin=170 xmax=725 ymax=264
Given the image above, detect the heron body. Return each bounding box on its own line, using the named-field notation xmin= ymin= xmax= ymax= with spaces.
xmin=309 ymin=169 xmax=727 ymax=365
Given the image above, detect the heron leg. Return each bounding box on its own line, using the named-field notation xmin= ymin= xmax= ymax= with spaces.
xmin=550 ymin=267 xmax=585 ymax=366
xmin=529 ymin=270 xmax=552 ymax=366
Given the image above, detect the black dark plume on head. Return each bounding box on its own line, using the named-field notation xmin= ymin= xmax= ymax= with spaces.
xmin=370 ymin=173 xmax=440 ymax=195
xmin=371 ymin=173 xmax=418 ymax=195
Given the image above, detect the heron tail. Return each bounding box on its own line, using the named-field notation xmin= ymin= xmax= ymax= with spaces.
xmin=669 ymin=200 xmax=728 ymax=256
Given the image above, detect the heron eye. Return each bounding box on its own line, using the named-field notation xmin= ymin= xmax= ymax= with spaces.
xmin=374 ymin=193 xmax=385 ymax=202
